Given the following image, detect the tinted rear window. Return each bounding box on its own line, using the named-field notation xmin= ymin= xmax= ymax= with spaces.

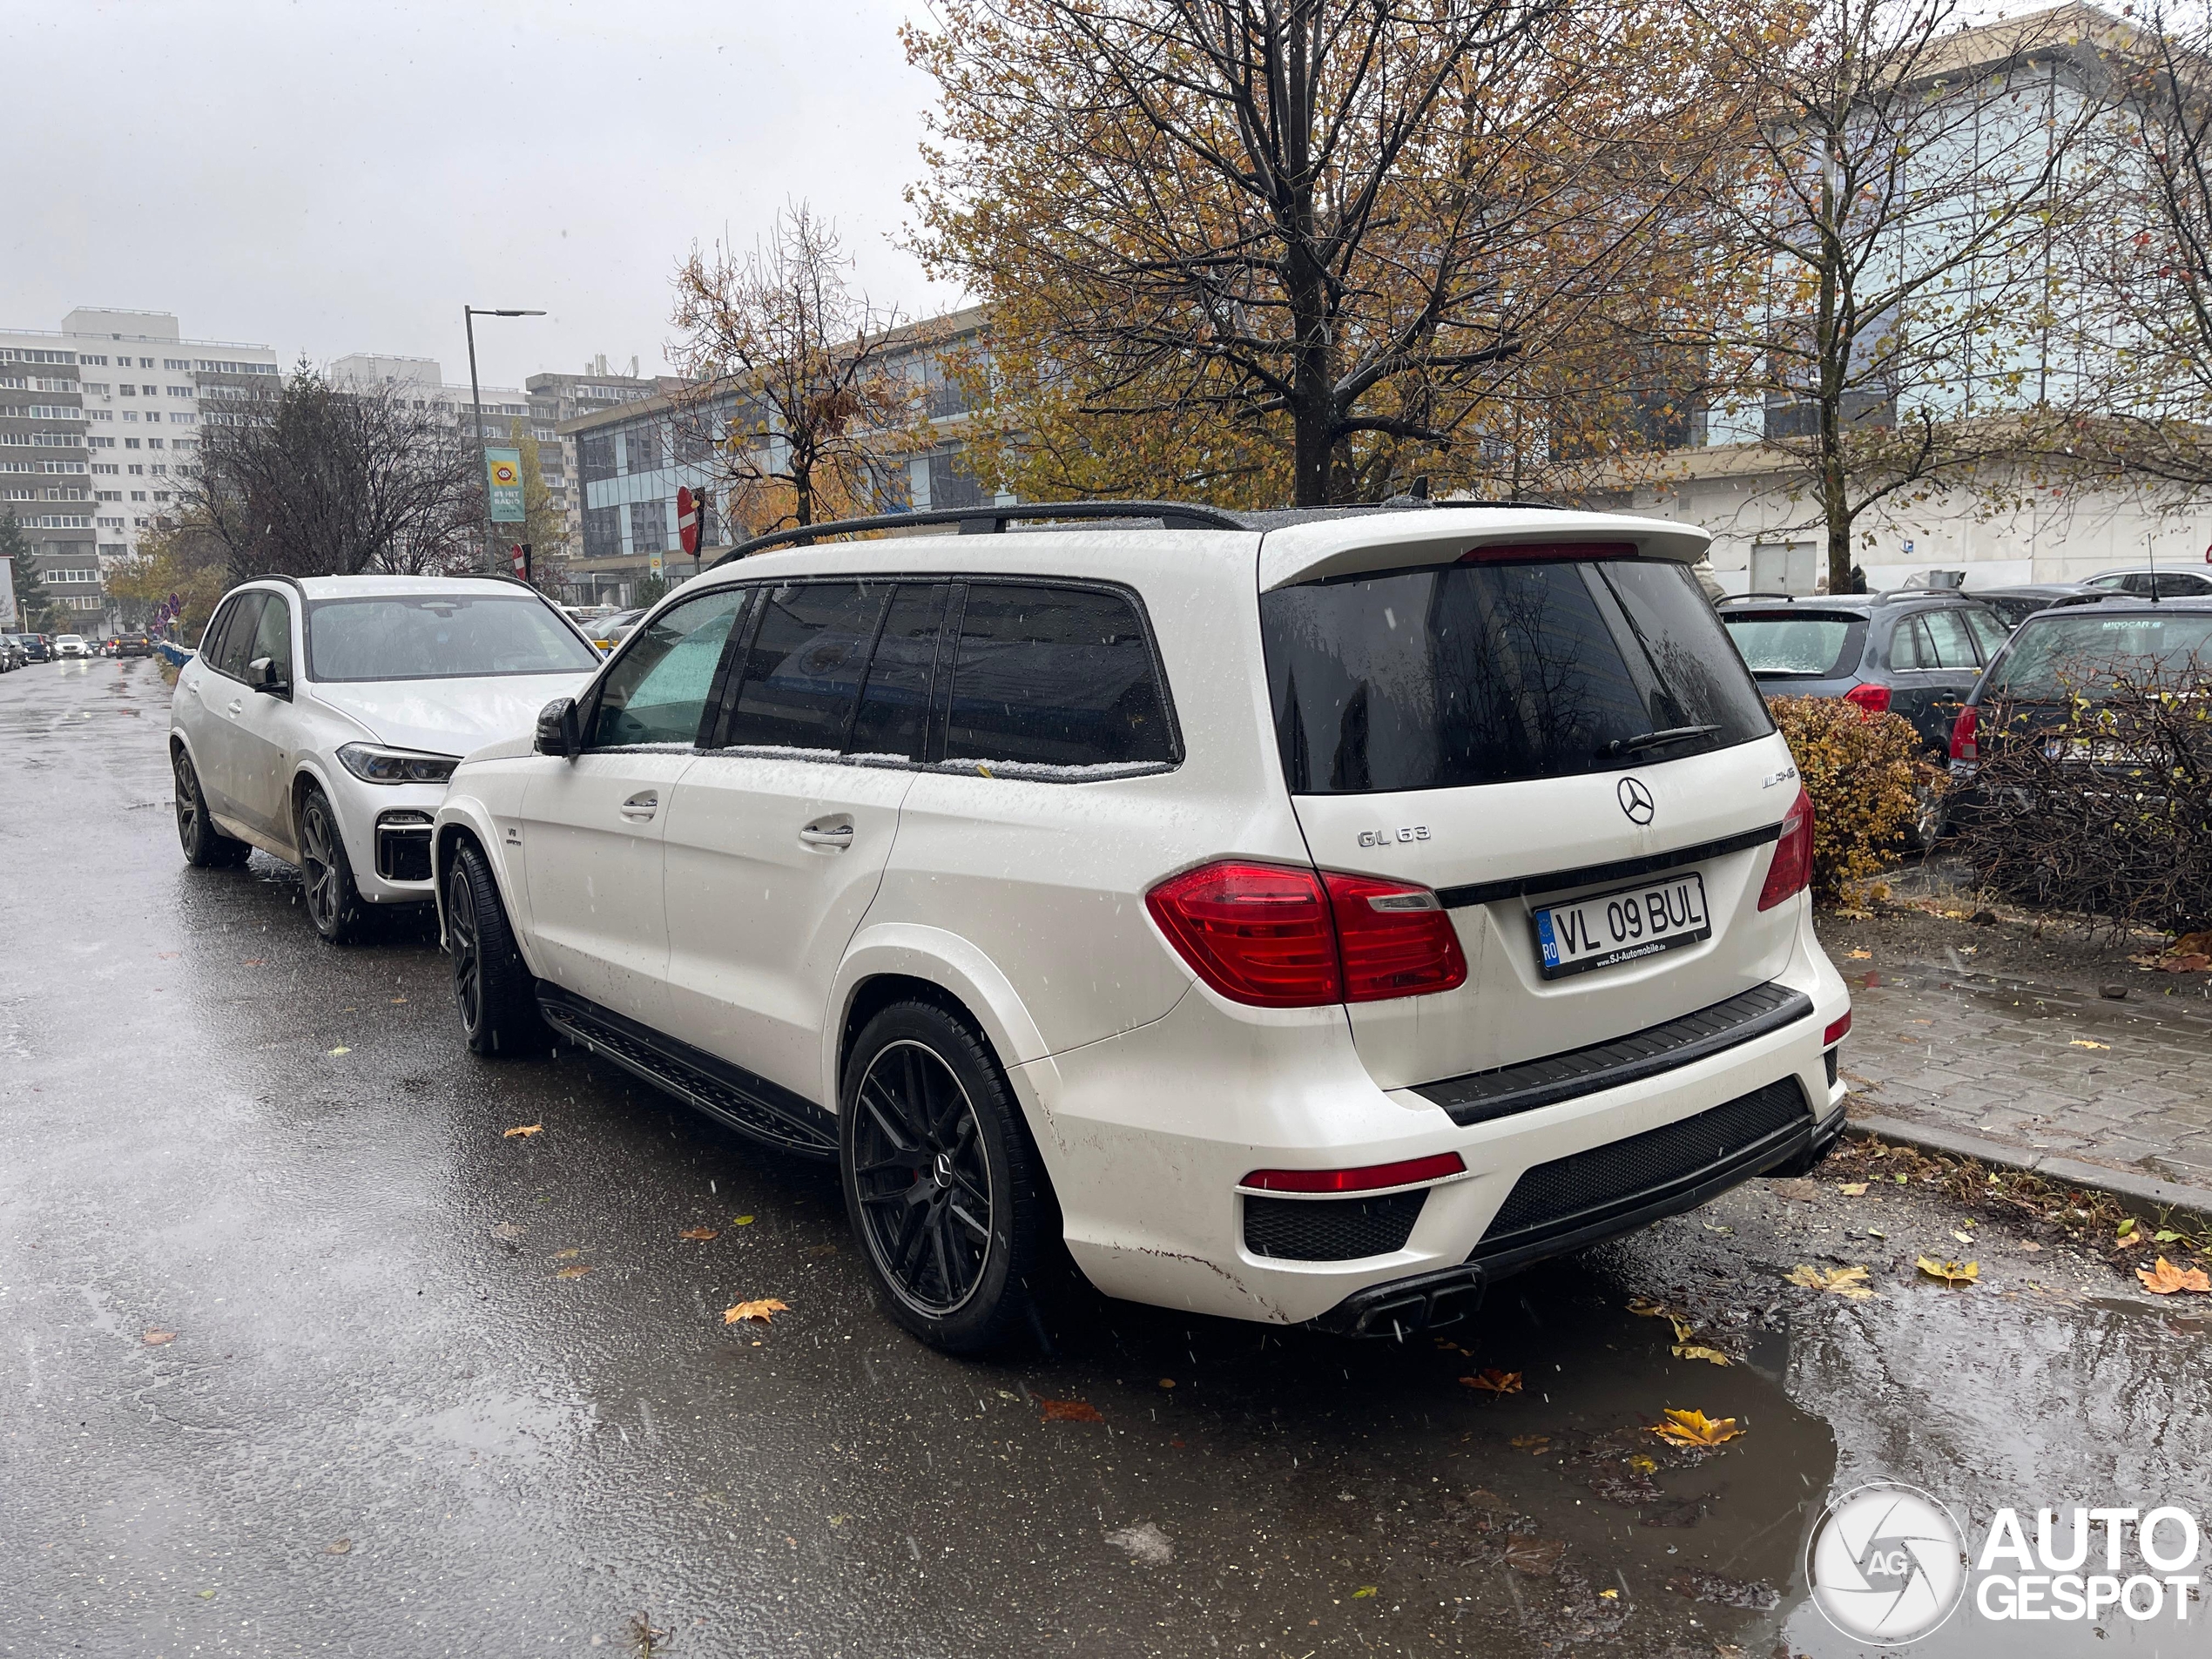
xmin=1990 ymin=611 xmax=2212 ymax=701
xmin=1720 ymin=612 xmax=1864 ymax=677
xmin=1263 ymin=558 xmax=1771 ymax=795
xmin=723 ymin=581 xmax=887 ymax=752
xmin=942 ymin=583 xmax=1176 ymax=773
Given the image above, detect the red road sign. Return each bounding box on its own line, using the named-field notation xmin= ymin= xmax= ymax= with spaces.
xmin=678 ymin=487 xmax=701 ymax=556
xmin=509 ymin=543 xmax=529 ymax=578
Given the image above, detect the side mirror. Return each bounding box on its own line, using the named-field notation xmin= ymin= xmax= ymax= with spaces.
xmin=247 ymin=655 xmax=290 ymax=697
xmin=535 ymin=696 xmax=582 ymax=758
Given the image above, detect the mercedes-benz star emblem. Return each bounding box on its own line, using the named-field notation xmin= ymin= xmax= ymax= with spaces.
xmin=1617 ymin=776 xmax=1656 ymax=825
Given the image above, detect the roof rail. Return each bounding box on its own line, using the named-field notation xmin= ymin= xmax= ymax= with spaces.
xmin=705 ymin=500 xmax=1246 ymax=570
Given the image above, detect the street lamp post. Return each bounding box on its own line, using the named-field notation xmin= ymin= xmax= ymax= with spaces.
xmin=463 ymin=305 xmax=545 ymax=572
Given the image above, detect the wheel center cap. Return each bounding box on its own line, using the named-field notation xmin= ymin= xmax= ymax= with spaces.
xmin=931 ymin=1151 xmax=954 ymax=1190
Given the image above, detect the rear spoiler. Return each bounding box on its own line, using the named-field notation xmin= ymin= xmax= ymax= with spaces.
xmin=1258 ymin=508 xmax=1711 ymax=591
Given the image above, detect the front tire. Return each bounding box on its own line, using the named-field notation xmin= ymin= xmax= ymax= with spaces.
xmin=173 ymin=746 xmax=252 ymax=868
xmin=447 ymin=842 xmax=548 ymax=1057
xmin=840 ymin=1001 xmax=1049 ymax=1353
xmin=297 ymin=785 xmax=366 ymax=944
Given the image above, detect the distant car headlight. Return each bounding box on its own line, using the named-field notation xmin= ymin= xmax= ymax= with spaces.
xmin=336 ymin=743 xmax=460 ymax=785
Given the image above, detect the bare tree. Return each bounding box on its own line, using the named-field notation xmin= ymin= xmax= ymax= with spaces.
xmin=184 ymin=363 xmax=478 ymax=578
xmin=1678 ymin=0 xmax=2114 ymax=593
xmin=907 ymin=0 xmax=1756 ymax=507
xmin=670 ymin=204 xmax=927 ymax=533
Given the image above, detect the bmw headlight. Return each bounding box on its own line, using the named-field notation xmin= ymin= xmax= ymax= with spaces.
xmin=336 ymin=743 xmax=460 ymax=785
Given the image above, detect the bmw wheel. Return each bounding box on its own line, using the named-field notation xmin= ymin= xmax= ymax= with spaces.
xmin=297 ymin=785 xmax=366 ymax=944
xmin=172 ymin=746 xmax=252 ymax=868
xmin=840 ymin=1001 xmax=1049 ymax=1352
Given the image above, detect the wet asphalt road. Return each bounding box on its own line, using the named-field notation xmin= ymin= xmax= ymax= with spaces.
xmin=3 ymin=658 xmax=2209 ymax=1659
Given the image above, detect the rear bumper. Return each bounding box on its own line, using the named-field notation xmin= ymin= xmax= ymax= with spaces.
xmin=1013 ymin=944 xmax=1850 ymax=1328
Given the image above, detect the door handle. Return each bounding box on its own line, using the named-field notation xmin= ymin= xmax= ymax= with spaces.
xmin=799 ymin=823 xmax=854 ymax=848
xmin=620 ymin=790 xmax=658 ymax=821
xmin=226 ymin=699 xmax=243 ymax=716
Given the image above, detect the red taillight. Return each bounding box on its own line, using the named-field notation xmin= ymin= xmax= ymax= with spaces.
xmin=1144 ymin=862 xmax=1341 ymax=1007
xmin=1757 ymin=786 xmax=1816 ymax=911
xmin=1145 ymin=862 xmax=1467 ymax=1008
xmin=1949 ymin=704 xmax=1979 ymax=761
xmin=1843 ymin=683 xmax=1891 ymax=715
xmin=1460 ymin=540 xmax=1635 ymax=564
xmin=1241 ymin=1152 xmax=1467 ymax=1193
xmin=1325 ymin=872 xmax=1469 ymax=1002
xmin=1824 ymin=1010 xmax=1852 ymax=1047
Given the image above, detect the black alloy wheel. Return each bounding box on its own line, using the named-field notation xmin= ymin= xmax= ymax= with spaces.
xmin=297 ymin=786 xmax=365 ymax=944
xmin=172 ymin=746 xmax=251 ymax=868
xmin=447 ymin=841 xmax=547 ymax=1057
xmin=840 ymin=1001 xmax=1048 ymax=1352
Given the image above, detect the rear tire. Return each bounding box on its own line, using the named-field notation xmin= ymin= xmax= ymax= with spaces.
xmin=172 ymin=746 xmax=252 ymax=869
xmin=447 ymin=842 xmax=548 ymax=1057
xmin=297 ymin=785 xmax=367 ymax=944
xmin=840 ymin=1001 xmax=1049 ymax=1353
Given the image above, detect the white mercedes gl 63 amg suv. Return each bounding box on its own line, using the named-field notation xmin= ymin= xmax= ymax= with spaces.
xmin=432 ymin=502 xmax=1851 ymax=1352
xmin=171 ymin=575 xmax=601 ymax=941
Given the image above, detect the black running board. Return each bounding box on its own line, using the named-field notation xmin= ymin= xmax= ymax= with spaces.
xmin=536 ymin=985 xmax=838 ymax=1160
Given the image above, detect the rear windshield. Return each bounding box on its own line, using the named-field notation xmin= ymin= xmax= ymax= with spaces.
xmin=1720 ymin=611 xmax=1865 ymax=678
xmin=1263 ymin=557 xmax=1772 ymax=794
xmin=1989 ymin=610 xmax=2212 ymax=701
xmin=306 ymin=595 xmax=599 ymax=683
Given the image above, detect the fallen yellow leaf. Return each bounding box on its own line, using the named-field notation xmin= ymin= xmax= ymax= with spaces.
xmin=1628 ymin=1454 xmax=1657 ymax=1474
xmin=1838 ymin=1182 xmax=1868 ymax=1196
xmin=1917 ymin=1256 xmax=1979 ymax=1285
xmin=2137 ymin=1257 xmax=2212 ymax=1295
xmin=327 ymin=1046 xmax=351 ymax=1056
xmin=678 ymin=1227 xmax=718 ymax=1242
xmin=502 ymin=1123 xmax=543 ymax=1138
xmin=1785 ymin=1264 xmax=1877 ymax=1299
xmin=1600 ymin=1588 xmax=1620 ymax=1599
xmin=1845 ymin=948 xmax=1871 ymax=960
xmin=1509 ymin=1433 xmax=1550 ymax=1451
xmin=724 ymin=1298 xmax=789 ymax=1325
xmin=555 ymin=1264 xmax=590 ymax=1279
xmin=2070 ymin=1039 xmax=2109 ymax=1050
xmin=732 ymin=1215 xmax=755 ymax=1225
xmin=1460 ymin=1369 xmax=1522 ymax=1394
xmin=1673 ymin=1343 xmax=1731 ymax=1366
xmin=1352 ymin=1586 xmax=1378 ymax=1599
xmin=1649 ymin=1408 xmax=1743 ymax=1447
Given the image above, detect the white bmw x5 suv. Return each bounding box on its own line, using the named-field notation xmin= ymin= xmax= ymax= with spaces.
xmin=170 ymin=574 xmax=600 ymax=941
xmin=433 ymin=502 xmax=1851 ymax=1352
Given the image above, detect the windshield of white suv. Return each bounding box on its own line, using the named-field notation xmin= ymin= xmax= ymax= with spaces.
xmin=305 ymin=594 xmax=599 ymax=683
xmin=1262 ymin=557 xmax=1772 ymax=794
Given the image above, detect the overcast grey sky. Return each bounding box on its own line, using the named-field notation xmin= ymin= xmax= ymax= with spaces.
xmin=5 ymin=0 xmax=958 ymax=388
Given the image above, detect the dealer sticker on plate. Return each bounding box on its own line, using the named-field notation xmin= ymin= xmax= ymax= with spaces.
xmin=1532 ymin=873 xmax=1710 ymax=979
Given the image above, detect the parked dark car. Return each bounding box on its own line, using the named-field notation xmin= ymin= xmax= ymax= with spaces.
xmin=0 ymin=637 xmax=23 ymax=671
xmin=115 ymin=632 xmax=152 ymax=658
xmin=1966 ymin=583 xmax=2113 ymax=631
xmin=1944 ymin=597 xmax=2212 ymax=832
xmin=1716 ymin=590 xmax=2013 ymax=752
xmin=2081 ymin=566 xmax=2212 ymax=600
xmin=16 ymin=633 xmax=50 ymax=663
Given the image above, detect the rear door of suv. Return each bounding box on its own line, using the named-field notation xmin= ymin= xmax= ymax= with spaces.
xmin=1259 ymin=542 xmax=1800 ymax=1093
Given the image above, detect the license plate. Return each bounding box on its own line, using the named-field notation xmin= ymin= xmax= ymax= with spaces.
xmin=1533 ymin=873 xmax=1710 ymax=979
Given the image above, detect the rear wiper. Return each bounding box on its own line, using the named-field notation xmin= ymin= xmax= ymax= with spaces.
xmin=1599 ymin=724 xmax=1722 ymax=759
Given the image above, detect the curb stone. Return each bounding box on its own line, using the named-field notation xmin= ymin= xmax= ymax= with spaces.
xmin=1844 ymin=1111 xmax=2212 ymax=1228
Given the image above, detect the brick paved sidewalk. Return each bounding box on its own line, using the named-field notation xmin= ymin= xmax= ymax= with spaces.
xmin=1827 ymin=938 xmax=2212 ymax=1198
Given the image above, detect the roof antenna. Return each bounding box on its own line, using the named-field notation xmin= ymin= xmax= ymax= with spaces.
xmin=1410 ymin=476 xmax=1430 ymax=500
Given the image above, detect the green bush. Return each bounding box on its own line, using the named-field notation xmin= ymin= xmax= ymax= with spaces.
xmin=1767 ymin=695 xmax=1932 ymax=904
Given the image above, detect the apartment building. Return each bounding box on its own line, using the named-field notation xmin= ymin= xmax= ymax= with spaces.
xmin=64 ymin=309 xmax=281 ymax=596
xmin=0 ymin=324 xmax=98 ymax=625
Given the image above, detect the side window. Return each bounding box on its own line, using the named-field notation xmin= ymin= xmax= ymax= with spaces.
xmin=942 ymin=583 xmax=1175 ymax=771
xmin=1886 ymin=616 xmax=1927 ymax=671
xmin=213 ymin=593 xmax=266 ymax=680
xmin=250 ymin=593 xmax=293 ymax=681
xmin=1921 ymin=608 xmax=1979 ymax=670
xmin=1962 ymin=606 xmax=2009 ymax=661
xmin=199 ymin=597 xmax=239 ymax=663
xmin=587 ymin=588 xmax=750 ymax=749
xmin=848 ymin=583 xmax=950 ymax=761
xmin=722 ymin=582 xmax=887 ymax=752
